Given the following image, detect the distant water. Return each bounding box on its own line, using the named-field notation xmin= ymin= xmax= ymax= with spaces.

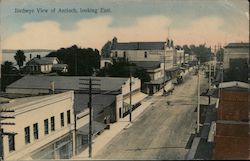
xmin=2 ymin=51 xmax=52 ymax=67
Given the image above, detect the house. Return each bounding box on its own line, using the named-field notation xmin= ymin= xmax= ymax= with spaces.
xmin=25 ymin=56 xmax=59 ymax=73
xmin=129 ymin=61 xmax=174 ymax=95
xmin=213 ymin=81 xmax=249 ymax=160
xmin=0 ymin=91 xmax=75 ymax=160
xmin=6 ymin=75 xmax=147 ymax=123
xmin=100 ymin=37 xmax=176 ymax=71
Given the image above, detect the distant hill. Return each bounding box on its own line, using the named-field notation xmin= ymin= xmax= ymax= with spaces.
xmin=2 ymin=49 xmax=55 ymax=53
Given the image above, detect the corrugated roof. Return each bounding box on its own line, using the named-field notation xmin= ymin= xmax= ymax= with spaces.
xmin=7 ymin=75 xmax=128 ymax=92
xmin=112 ymin=42 xmax=165 ymax=50
xmin=224 ymin=42 xmax=249 ymax=48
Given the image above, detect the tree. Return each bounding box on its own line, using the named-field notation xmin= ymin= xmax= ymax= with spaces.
xmin=1 ymin=61 xmax=22 ymax=91
xmin=14 ymin=50 xmax=26 ymax=68
xmin=96 ymin=59 xmax=151 ymax=84
xmin=216 ymin=48 xmax=224 ymax=62
xmin=46 ymin=45 xmax=100 ymax=76
xmin=183 ymin=44 xmax=213 ymax=63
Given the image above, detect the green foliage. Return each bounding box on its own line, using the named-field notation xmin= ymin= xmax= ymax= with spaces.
xmin=216 ymin=48 xmax=224 ymax=62
xmin=97 ymin=59 xmax=151 ymax=83
xmin=1 ymin=61 xmax=22 ymax=91
xmin=46 ymin=45 xmax=100 ymax=76
xmin=183 ymin=44 xmax=213 ymax=63
xmin=14 ymin=50 xmax=26 ymax=68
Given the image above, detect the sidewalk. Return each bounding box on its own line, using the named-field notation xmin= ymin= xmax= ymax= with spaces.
xmin=72 ymin=99 xmax=152 ymax=159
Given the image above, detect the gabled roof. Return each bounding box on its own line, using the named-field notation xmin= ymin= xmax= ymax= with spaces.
xmin=224 ymin=42 xmax=249 ymax=48
xmin=112 ymin=42 xmax=166 ymax=50
xmin=7 ymin=75 xmax=128 ymax=92
xmin=27 ymin=57 xmax=58 ymax=65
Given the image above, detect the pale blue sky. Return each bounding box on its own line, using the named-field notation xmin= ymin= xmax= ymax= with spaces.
xmin=1 ymin=0 xmax=249 ymax=49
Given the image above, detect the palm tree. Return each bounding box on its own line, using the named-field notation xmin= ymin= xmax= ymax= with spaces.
xmin=14 ymin=50 xmax=26 ymax=68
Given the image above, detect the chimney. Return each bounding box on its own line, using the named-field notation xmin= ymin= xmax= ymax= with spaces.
xmin=37 ymin=55 xmax=41 ymax=59
xmin=30 ymin=54 xmax=32 ymax=60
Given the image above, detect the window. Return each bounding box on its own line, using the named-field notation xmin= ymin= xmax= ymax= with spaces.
xmin=24 ymin=126 xmax=30 ymax=144
xmin=67 ymin=110 xmax=71 ymax=124
xmin=8 ymin=135 xmax=15 ymax=151
xmin=144 ymin=52 xmax=148 ymax=58
xmin=33 ymin=123 xmax=39 ymax=140
xmin=60 ymin=112 xmax=64 ymax=127
xmin=51 ymin=116 xmax=55 ymax=131
xmin=123 ymin=51 xmax=126 ymax=58
xmin=114 ymin=51 xmax=118 ymax=57
xmin=44 ymin=119 xmax=49 ymax=135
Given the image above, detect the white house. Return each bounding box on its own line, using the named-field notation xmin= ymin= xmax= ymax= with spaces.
xmin=26 ymin=56 xmax=59 ymax=73
xmin=100 ymin=37 xmax=176 ymax=71
xmin=0 ymin=91 xmax=75 ymax=160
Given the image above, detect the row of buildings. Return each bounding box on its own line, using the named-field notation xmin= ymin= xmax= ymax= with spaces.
xmin=187 ymin=81 xmax=249 ymax=160
xmin=100 ymin=37 xmax=197 ymax=94
xmin=0 ymin=75 xmax=148 ymax=160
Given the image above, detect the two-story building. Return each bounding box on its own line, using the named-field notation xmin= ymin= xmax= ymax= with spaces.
xmin=100 ymin=37 xmax=176 ymax=71
xmin=223 ymin=42 xmax=249 ymax=69
xmin=0 ymin=91 xmax=75 ymax=160
xmin=6 ymin=75 xmax=147 ymax=124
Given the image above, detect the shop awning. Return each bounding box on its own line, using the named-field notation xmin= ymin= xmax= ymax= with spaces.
xmin=77 ymin=121 xmax=107 ymax=135
xmin=123 ymin=92 xmax=148 ymax=106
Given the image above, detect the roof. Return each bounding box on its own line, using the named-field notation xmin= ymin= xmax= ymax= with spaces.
xmin=112 ymin=42 xmax=165 ymax=50
xmin=52 ymin=64 xmax=68 ymax=68
xmin=130 ymin=61 xmax=161 ymax=70
xmin=27 ymin=57 xmax=58 ymax=65
xmin=218 ymin=81 xmax=249 ymax=89
xmin=146 ymin=75 xmax=171 ymax=85
xmin=77 ymin=121 xmax=107 ymax=135
xmin=0 ymin=92 xmax=70 ymax=111
xmin=7 ymin=75 xmax=128 ymax=92
xmin=224 ymin=42 xmax=250 ymax=48
xmin=74 ymin=94 xmax=116 ymax=115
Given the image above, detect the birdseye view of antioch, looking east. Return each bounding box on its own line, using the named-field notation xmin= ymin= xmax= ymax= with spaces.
xmin=0 ymin=0 xmax=249 ymax=160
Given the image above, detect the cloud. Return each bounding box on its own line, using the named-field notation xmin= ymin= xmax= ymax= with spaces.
xmin=2 ymin=15 xmax=249 ymax=50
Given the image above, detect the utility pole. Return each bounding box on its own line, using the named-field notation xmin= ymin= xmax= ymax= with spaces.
xmin=129 ymin=72 xmax=132 ymax=122
xmin=0 ymin=109 xmax=16 ymax=161
xmin=163 ymin=48 xmax=166 ymax=95
xmin=197 ymin=61 xmax=200 ymax=134
xmin=209 ymin=62 xmax=211 ymax=90
xmin=79 ymin=78 xmax=100 ymax=158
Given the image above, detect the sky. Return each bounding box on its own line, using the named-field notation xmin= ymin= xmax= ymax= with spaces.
xmin=0 ymin=0 xmax=249 ymax=51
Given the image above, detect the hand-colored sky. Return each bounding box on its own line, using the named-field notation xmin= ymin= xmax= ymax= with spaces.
xmin=1 ymin=0 xmax=249 ymax=50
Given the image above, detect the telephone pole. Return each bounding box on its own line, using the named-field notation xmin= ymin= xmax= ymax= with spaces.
xmin=79 ymin=78 xmax=100 ymax=158
xmin=129 ymin=72 xmax=132 ymax=122
xmin=197 ymin=61 xmax=200 ymax=134
xmin=0 ymin=109 xmax=16 ymax=161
